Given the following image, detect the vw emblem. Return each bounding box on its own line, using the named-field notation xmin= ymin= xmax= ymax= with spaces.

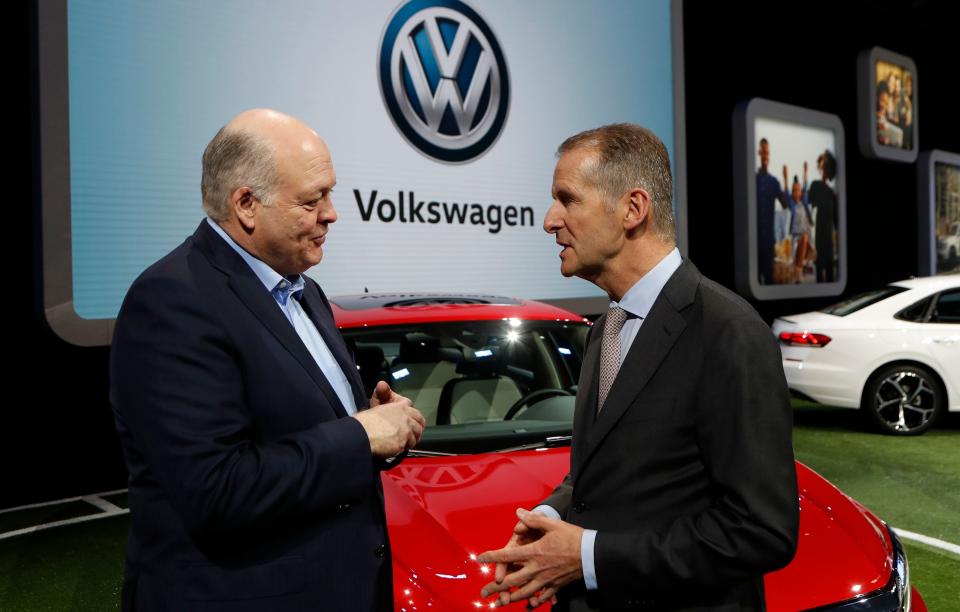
xmin=379 ymin=0 xmax=510 ymax=163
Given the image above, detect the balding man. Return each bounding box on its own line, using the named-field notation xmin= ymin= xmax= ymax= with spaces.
xmin=110 ymin=109 xmax=424 ymax=611
xmin=479 ymin=124 xmax=797 ymax=611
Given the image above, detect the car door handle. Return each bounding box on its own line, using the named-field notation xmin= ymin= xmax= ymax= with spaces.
xmin=931 ymin=336 xmax=959 ymax=344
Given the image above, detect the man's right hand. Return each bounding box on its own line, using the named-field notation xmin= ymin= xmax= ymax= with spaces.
xmin=354 ymin=385 xmax=426 ymax=458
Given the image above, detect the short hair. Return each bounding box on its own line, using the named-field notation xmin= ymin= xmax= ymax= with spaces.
xmin=818 ymin=150 xmax=837 ymax=181
xmin=558 ymin=123 xmax=675 ymax=243
xmin=759 ymin=137 xmax=769 ymax=147
xmin=201 ymin=127 xmax=278 ymax=221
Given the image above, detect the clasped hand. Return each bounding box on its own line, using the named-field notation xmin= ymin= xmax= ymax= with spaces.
xmin=478 ymin=508 xmax=584 ymax=609
xmin=353 ymin=381 xmax=425 ymax=458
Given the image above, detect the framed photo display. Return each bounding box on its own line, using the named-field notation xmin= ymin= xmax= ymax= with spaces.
xmin=733 ymin=99 xmax=847 ymax=300
xmin=918 ymin=150 xmax=960 ymax=275
xmin=858 ymin=47 xmax=918 ymax=162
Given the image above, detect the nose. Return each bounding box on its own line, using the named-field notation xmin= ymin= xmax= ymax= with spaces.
xmin=543 ymin=200 xmax=563 ymax=234
xmin=320 ymin=197 xmax=338 ymax=225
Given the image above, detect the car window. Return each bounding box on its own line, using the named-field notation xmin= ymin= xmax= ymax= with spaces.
xmin=930 ymin=289 xmax=960 ymax=323
xmin=820 ymin=286 xmax=908 ymax=316
xmin=343 ymin=320 xmax=589 ymax=452
xmin=895 ymin=296 xmax=932 ymax=322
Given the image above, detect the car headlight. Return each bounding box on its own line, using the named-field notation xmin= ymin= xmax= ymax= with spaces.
xmin=812 ymin=525 xmax=910 ymax=611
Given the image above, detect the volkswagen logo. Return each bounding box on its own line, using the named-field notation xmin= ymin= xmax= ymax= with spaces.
xmin=379 ymin=0 xmax=510 ymax=163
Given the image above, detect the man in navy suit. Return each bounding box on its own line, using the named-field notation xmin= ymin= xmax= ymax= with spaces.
xmin=479 ymin=124 xmax=797 ymax=610
xmin=110 ymin=109 xmax=425 ymax=611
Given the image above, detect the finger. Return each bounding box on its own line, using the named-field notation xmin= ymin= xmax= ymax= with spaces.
xmin=516 ymin=508 xmax=553 ymax=531
xmin=374 ymin=380 xmax=392 ymax=401
xmin=478 ymin=542 xmax=533 ymax=564
xmin=410 ymin=421 xmax=424 ymax=444
xmin=494 ymin=561 xmax=508 ymax=583
xmin=528 ymin=586 xmax=557 ymax=609
xmin=508 ymin=575 xmax=552 ymax=604
xmin=497 ymin=561 xmax=541 ymax=590
xmin=480 ymin=576 xmax=512 ymax=598
xmin=514 ymin=520 xmax=531 ymax=535
xmin=406 ymin=405 xmax=426 ymax=427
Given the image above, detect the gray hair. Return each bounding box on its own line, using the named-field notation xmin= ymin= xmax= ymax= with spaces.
xmin=201 ymin=127 xmax=278 ymax=221
xmin=558 ymin=123 xmax=675 ymax=243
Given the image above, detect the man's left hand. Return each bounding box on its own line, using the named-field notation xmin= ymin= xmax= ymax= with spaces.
xmin=478 ymin=508 xmax=584 ymax=608
xmin=369 ymin=380 xmax=403 ymax=408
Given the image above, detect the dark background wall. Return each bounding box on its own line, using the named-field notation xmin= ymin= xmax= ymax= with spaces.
xmin=13 ymin=0 xmax=959 ymax=508
xmin=683 ymin=0 xmax=959 ymax=322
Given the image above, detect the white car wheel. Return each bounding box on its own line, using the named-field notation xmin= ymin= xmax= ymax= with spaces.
xmin=862 ymin=364 xmax=945 ymax=435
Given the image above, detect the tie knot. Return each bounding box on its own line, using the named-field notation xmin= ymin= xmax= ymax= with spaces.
xmin=604 ymin=306 xmax=628 ymax=335
xmin=274 ymin=277 xmax=304 ymax=306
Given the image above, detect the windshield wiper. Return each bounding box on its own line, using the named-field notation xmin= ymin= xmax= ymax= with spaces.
xmin=493 ymin=435 xmax=572 ymax=453
xmin=405 ymin=449 xmax=458 ymax=457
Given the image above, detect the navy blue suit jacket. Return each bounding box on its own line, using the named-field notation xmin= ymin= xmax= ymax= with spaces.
xmin=110 ymin=220 xmax=393 ymax=611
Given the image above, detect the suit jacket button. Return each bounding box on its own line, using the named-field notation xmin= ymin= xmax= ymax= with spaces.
xmin=375 ymin=544 xmax=387 ymax=558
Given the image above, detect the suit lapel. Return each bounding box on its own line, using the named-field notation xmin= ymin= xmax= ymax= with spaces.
xmin=571 ymin=315 xmax=602 ymax=474
xmin=300 ymin=280 xmax=367 ymax=410
xmin=193 ymin=221 xmax=351 ymax=418
xmin=574 ymin=261 xmax=700 ymax=481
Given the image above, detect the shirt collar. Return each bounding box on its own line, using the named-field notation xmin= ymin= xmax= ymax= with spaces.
xmin=205 ymin=217 xmax=304 ymax=296
xmin=611 ymin=247 xmax=682 ymax=320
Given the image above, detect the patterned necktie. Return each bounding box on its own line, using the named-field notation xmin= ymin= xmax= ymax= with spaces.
xmin=598 ymin=306 xmax=629 ymax=412
xmin=273 ymin=276 xmax=305 ymax=306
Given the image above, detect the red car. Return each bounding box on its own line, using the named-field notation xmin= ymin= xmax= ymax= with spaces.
xmin=331 ymin=293 xmax=924 ymax=611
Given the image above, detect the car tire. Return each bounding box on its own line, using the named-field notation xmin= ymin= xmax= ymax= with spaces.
xmin=861 ymin=364 xmax=945 ymax=435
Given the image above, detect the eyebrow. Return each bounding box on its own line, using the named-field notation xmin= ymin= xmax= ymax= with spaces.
xmin=299 ymin=183 xmax=335 ymax=201
xmin=553 ymin=185 xmax=577 ymax=200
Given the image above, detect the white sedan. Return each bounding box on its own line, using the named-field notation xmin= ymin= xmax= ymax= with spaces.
xmin=772 ymin=275 xmax=960 ymax=435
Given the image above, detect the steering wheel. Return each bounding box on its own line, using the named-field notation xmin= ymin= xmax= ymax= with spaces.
xmin=503 ymin=388 xmax=573 ymax=420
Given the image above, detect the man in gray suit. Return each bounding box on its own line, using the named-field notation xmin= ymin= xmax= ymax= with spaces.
xmin=479 ymin=124 xmax=798 ymax=611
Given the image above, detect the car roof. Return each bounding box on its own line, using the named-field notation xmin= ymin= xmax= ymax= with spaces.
xmin=329 ymin=293 xmax=592 ymax=329
xmin=888 ymin=275 xmax=960 ymax=291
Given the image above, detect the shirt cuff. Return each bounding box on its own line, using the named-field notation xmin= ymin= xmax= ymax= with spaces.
xmin=533 ymin=506 xmax=597 ymax=590
xmin=532 ymin=504 xmax=561 ymax=520
xmin=581 ymin=529 xmax=598 ymax=590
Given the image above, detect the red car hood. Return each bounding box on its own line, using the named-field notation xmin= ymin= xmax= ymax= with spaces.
xmin=383 ymin=449 xmax=896 ymax=611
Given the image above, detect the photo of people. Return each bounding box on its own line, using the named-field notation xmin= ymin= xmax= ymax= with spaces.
xmin=935 ymin=162 xmax=960 ymax=273
xmin=875 ymin=60 xmax=914 ymax=150
xmin=755 ymin=118 xmax=839 ymax=285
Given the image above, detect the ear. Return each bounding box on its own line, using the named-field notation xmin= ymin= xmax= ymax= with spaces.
xmin=623 ymin=188 xmax=651 ymax=232
xmin=231 ymin=186 xmax=258 ymax=231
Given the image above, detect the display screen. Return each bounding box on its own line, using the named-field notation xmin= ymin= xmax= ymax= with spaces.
xmin=874 ymin=59 xmax=915 ymax=151
xmin=753 ymin=118 xmax=840 ymax=286
xmin=934 ymin=162 xmax=960 ymax=273
xmin=38 ymin=0 xmax=684 ymax=344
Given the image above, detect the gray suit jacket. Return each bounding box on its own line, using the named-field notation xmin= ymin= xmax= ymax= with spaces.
xmin=543 ymin=260 xmax=798 ymax=611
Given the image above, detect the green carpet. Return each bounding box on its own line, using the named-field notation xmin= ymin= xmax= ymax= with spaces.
xmin=793 ymin=403 xmax=960 ymax=543
xmin=0 ymin=514 xmax=127 ymax=611
xmin=903 ymin=540 xmax=960 ymax=611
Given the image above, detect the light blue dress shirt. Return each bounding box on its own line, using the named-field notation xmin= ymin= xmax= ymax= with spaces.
xmin=206 ymin=218 xmax=358 ymax=416
xmin=535 ymin=247 xmax=682 ymax=590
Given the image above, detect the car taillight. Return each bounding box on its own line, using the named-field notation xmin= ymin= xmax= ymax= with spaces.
xmin=779 ymin=331 xmax=831 ymax=347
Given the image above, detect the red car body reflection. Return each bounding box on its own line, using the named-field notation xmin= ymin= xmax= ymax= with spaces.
xmin=331 ymin=295 xmax=926 ymax=611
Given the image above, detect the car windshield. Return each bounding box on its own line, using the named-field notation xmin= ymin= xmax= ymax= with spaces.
xmin=343 ymin=320 xmax=589 ymax=453
xmin=819 ymin=286 xmax=908 ymax=316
